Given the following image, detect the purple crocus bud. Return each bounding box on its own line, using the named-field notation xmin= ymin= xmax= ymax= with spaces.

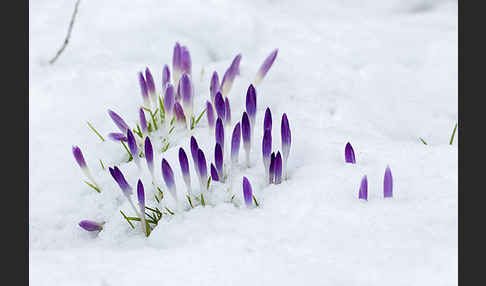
xmin=214 ymin=92 xmax=225 ymax=120
xmin=127 ymin=129 xmax=138 ymax=162
xmin=190 ymin=136 xmax=199 ymax=168
xmin=215 ymin=118 xmax=224 ymax=151
xmin=231 ymin=122 xmax=241 ymax=165
xmin=145 ymin=67 xmax=156 ymax=102
xmin=210 ymin=71 xmax=219 ymax=105
xmin=210 ymin=163 xmax=219 ymax=182
xmin=384 ymin=166 xmax=393 ymax=198
xmin=137 ymin=179 xmax=145 ymax=206
xmin=108 ymin=109 xmax=129 ymax=133
xmin=172 ymin=42 xmax=182 ymax=84
xmin=220 ymin=54 xmax=242 ymax=96
xmin=79 ymin=220 xmax=103 ymax=232
xmin=164 ymin=83 xmax=175 ymax=121
xmin=262 ymin=129 xmax=272 ymax=181
xmin=269 ymin=152 xmax=276 ymax=184
xmin=175 ymin=79 xmax=182 ymax=102
xmin=359 ymin=175 xmax=368 ymax=201
xmin=206 ymin=101 xmax=215 ymax=129
xmin=109 ymin=166 xmax=132 ymax=195
xmin=139 ymin=72 xmax=150 ymax=108
xmin=197 ymin=148 xmax=208 ymax=191
xmin=224 ymin=97 xmax=231 ymax=126
xmin=162 ymin=158 xmax=177 ymax=201
xmin=179 ymin=148 xmax=192 ymax=195
xmin=72 ymin=146 xmax=87 ymax=169
xmin=139 ymin=108 xmax=148 ymax=135
xmin=181 ymin=46 xmax=192 ymax=75
xmin=281 ymin=113 xmax=291 ymax=179
xmin=245 ymin=85 xmax=257 ymax=130
xmin=162 ymin=64 xmax=171 ymax=89
xmin=264 ymin=107 xmax=272 ymax=131
xmin=254 ymin=49 xmax=278 ymax=85
xmin=173 ymin=102 xmax=185 ymax=123
xmin=230 ymin=53 xmax=242 ymax=76
xmin=241 ymin=112 xmax=251 ymax=166
xmin=274 ymin=151 xmax=282 ymax=184
xmin=215 ymin=143 xmax=223 ymax=178
xmin=345 ymin=142 xmax=356 ymax=164
xmin=108 ymin=132 xmax=128 ymax=142
xmin=144 ymin=137 xmax=154 ymax=176
xmin=180 ymin=73 xmax=193 ymax=121
xmin=242 ymin=176 xmax=253 ymax=207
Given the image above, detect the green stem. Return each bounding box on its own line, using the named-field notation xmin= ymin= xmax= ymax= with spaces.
xmin=87 ymin=121 xmax=105 ymax=142
xmin=449 ymin=123 xmax=457 ymax=145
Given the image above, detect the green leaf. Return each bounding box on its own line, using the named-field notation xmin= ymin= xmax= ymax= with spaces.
xmin=195 ymin=108 xmax=206 ymax=125
xmin=120 ymin=141 xmax=133 ymax=162
xmin=84 ymin=181 xmax=101 ymax=193
xmin=449 ymin=123 xmax=457 ymax=145
xmin=161 ymin=142 xmax=170 ymax=153
xmin=99 ymin=159 xmax=105 ymax=170
xmin=186 ymin=195 xmax=194 ymax=208
xmin=419 ymin=137 xmax=427 ymax=145
xmin=120 ymin=210 xmax=135 ymax=229
xmin=206 ymin=176 xmax=212 ymax=190
xmin=165 ymin=207 xmax=175 ymax=215
xmin=252 ymin=195 xmax=259 ymax=207
xmin=168 ymin=126 xmax=175 ymax=134
xmin=200 ymin=193 xmax=206 ymax=207
xmin=87 ymin=121 xmax=105 ymax=142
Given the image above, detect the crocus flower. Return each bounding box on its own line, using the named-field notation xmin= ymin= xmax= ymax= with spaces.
xmin=181 ymin=46 xmax=192 ymax=75
xmin=172 ymin=42 xmax=182 ymax=85
xmin=139 ymin=108 xmax=148 ymax=135
xmin=162 ymin=64 xmax=171 ymax=90
xmin=246 ymin=85 xmax=257 ymax=137
xmin=145 ymin=67 xmax=156 ymax=103
xmin=139 ymin=72 xmax=150 ymax=108
xmin=108 ymin=109 xmax=129 ymax=133
xmin=109 ymin=166 xmax=132 ymax=195
xmin=262 ymin=129 xmax=272 ymax=182
xmin=254 ymin=49 xmax=278 ymax=85
xmin=197 ymin=148 xmax=208 ymax=192
xmin=345 ymin=142 xmax=356 ymax=164
xmin=206 ymin=100 xmax=215 ymax=129
xmin=359 ymin=175 xmax=368 ymax=201
xmin=215 ymin=118 xmax=224 ymax=151
xmin=127 ymin=129 xmax=139 ymax=165
xmin=215 ymin=143 xmax=223 ymax=179
xmin=231 ymin=122 xmax=241 ymax=165
xmin=72 ymin=146 xmax=99 ymax=188
xmin=137 ymin=179 xmax=148 ymax=235
xmin=214 ymin=92 xmax=226 ymax=120
xmin=264 ymin=107 xmax=272 ymax=131
xmin=144 ymin=137 xmax=154 ymax=178
xmin=220 ymin=54 xmax=242 ymax=96
xmin=274 ymin=151 xmax=282 ymax=184
xmin=190 ymin=136 xmax=199 ymax=168
xmin=269 ymin=152 xmax=276 ymax=184
xmin=179 ymin=148 xmax=191 ymax=195
xmin=173 ymin=102 xmax=185 ymax=124
xmin=224 ymin=97 xmax=231 ymax=126
xmin=241 ymin=112 xmax=251 ymax=167
xmin=162 ymin=158 xmax=177 ymax=201
xmin=164 ymin=83 xmax=175 ymax=124
xmin=210 ymin=163 xmax=219 ymax=182
xmin=384 ymin=166 xmax=393 ymax=198
xmin=242 ymin=176 xmax=253 ymax=207
xmin=79 ymin=220 xmax=103 ymax=232
xmin=108 ymin=132 xmax=128 ymax=142
xmin=180 ymin=73 xmax=193 ymax=125
xmin=281 ymin=113 xmax=291 ymax=179
xmin=210 ymin=71 xmax=220 ymax=105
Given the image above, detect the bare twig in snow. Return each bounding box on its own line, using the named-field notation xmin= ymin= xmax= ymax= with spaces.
xmin=49 ymin=0 xmax=81 ymax=65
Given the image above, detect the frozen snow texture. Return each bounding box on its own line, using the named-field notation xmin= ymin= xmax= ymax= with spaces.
xmin=29 ymin=0 xmax=457 ymax=285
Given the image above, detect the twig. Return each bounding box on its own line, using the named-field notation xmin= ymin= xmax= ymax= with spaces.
xmin=49 ymin=0 xmax=81 ymax=64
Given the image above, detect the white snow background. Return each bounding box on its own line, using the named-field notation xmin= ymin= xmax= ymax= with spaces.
xmin=29 ymin=0 xmax=457 ymax=285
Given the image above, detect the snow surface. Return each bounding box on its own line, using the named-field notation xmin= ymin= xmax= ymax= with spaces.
xmin=29 ymin=0 xmax=457 ymax=285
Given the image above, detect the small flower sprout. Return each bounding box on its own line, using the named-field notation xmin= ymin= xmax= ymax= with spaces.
xmin=180 ymin=73 xmax=194 ymax=127
xmin=269 ymin=152 xmax=276 ymax=184
xmin=139 ymin=108 xmax=148 ymax=136
xmin=245 ymin=84 xmax=257 ymax=136
xmin=197 ymin=148 xmax=208 ymax=192
xmin=173 ymin=102 xmax=185 ymax=125
xmin=215 ymin=143 xmax=224 ymax=180
xmin=206 ymin=100 xmax=215 ymax=130
xmin=179 ymin=148 xmax=192 ymax=196
xmin=137 ymin=179 xmax=148 ymax=236
xmin=281 ymin=113 xmax=291 ymax=179
xmin=241 ymin=112 xmax=252 ymax=167
xmin=221 ymin=54 xmax=242 ymax=96
xmin=274 ymin=151 xmax=282 ymax=184
xmin=224 ymin=97 xmax=231 ymax=127
xmin=139 ymin=71 xmax=150 ymax=108
xmin=210 ymin=71 xmax=220 ymax=105
xmin=210 ymin=163 xmax=219 ymax=182
xmin=264 ymin=107 xmax=272 ymax=131
xmin=359 ymin=175 xmax=368 ymax=201
xmin=215 ymin=117 xmax=225 ymax=151
xmin=127 ymin=129 xmax=139 ymax=167
xmin=242 ymin=176 xmax=253 ymax=208
xmin=145 ymin=67 xmax=157 ymax=104
xmin=144 ymin=137 xmax=154 ymax=179
xmin=162 ymin=64 xmax=170 ymax=90
xmin=79 ymin=220 xmax=103 ymax=232
xmin=108 ymin=109 xmax=129 ymax=133
xmin=172 ymin=42 xmax=182 ymax=85
xmin=214 ymin=92 xmax=226 ymax=120
xmin=164 ymin=83 xmax=175 ymax=126
xmin=231 ymin=122 xmax=241 ymax=165
xmin=384 ymin=166 xmax=393 ymax=198
xmin=72 ymin=146 xmax=100 ymax=191
xmin=262 ymin=129 xmax=272 ymax=183
xmin=254 ymin=49 xmax=278 ymax=86
xmin=108 ymin=132 xmax=127 ymax=142
xmin=190 ymin=136 xmax=200 ymax=175
xmin=162 ymin=158 xmax=178 ymax=202
xmin=345 ymin=142 xmax=356 ymax=164
xmin=109 ymin=166 xmax=139 ymax=216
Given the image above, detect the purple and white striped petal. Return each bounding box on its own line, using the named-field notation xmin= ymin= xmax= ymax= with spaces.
xmin=79 ymin=220 xmax=103 ymax=232
xmin=210 ymin=71 xmax=220 ymax=105
xmin=231 ymin=122 xmax=241 ymax=164
xmin=179 ymin=148 xmax=191 ymax=194
xmin=206 ymin=101 xmax=215 ymax=129
xmin=108 ymin=109 xmax=129 ymax=133
xmin=242 ymin=176 xmax=253 ymax=207
xmin=262 ymin=129 xmax=272 ymax=178
xmin=210 ymin=163 xmax=219 ymax=182
xmin=214 ymin=92 xmax=225 ymax=120
xmin=190 ymin=136 xmax=199 ymax=169
xmin=197 ymin=148 xmax=208 ymax=185
xmin=281 ymin=113 xmax=291 ymax=178
xmin=172 ymin=42 xmax=182 ymax=84
xmin=344 ymin=142 xmax=356 ymax=164
xmin=139 ymin=108 xmax=148 ymax=135
xmin=269 ymin=152 xmax=276 ymax=184
xmin=274 ymin=151 xmax=282 ymax=184
xmin=359 ymin=175 xmax=368 ymax=201
xmin=246 ymin=85 xmax=257 ymax=127
xmin=384 ymin=166 xmax=393 ymax=198
xmin=181 ymin=46 xmax=192 ymax=75
xmin=162 ymin=158 xmax=177 ymax=201
xmin=127 ymin=129 xmax=138 ymax=160
xmin=215 ymin=143 xmax=223 ymax=178
xmin=137 ymin=179 xmax=145 ymax=206
xmin=180 ymin=73 xmax=193 ymax=118
xmin=162 ymin=64 xmax=171 ymax=89
xmin=72 ymin=146 xmax=87 ymax=169
xmin=108 ymin=132 xmax=128 ymax=142
xmin=164 ymin=83 xmax=175 ymax=119
xmin=173 ymin=102 xmax=185 ymax=123
xmin=109 ymin=166 xmax=132 ymax=195
xmin=144 ymin=137 xmax=154 ymax=175
xmin=254 ymin=49 xmax=278 ymax=85
xmin=224 ymin=97 xmax=231 ymax=126
xmin=145 ymin=67 xmax=156 ymax=101
xmin=139 ymin=72 xmax=150 ymax=107
xmin=215 ymin=118 xmax=225 ymax=151
xmin=242 ymin=112 xmax=251 ymax=167
xmin=264 ymin=107 xmax=272 ymax=131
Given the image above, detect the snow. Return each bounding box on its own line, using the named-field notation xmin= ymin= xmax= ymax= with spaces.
xmin=29 ymin=0 xmax=457 ymax=285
